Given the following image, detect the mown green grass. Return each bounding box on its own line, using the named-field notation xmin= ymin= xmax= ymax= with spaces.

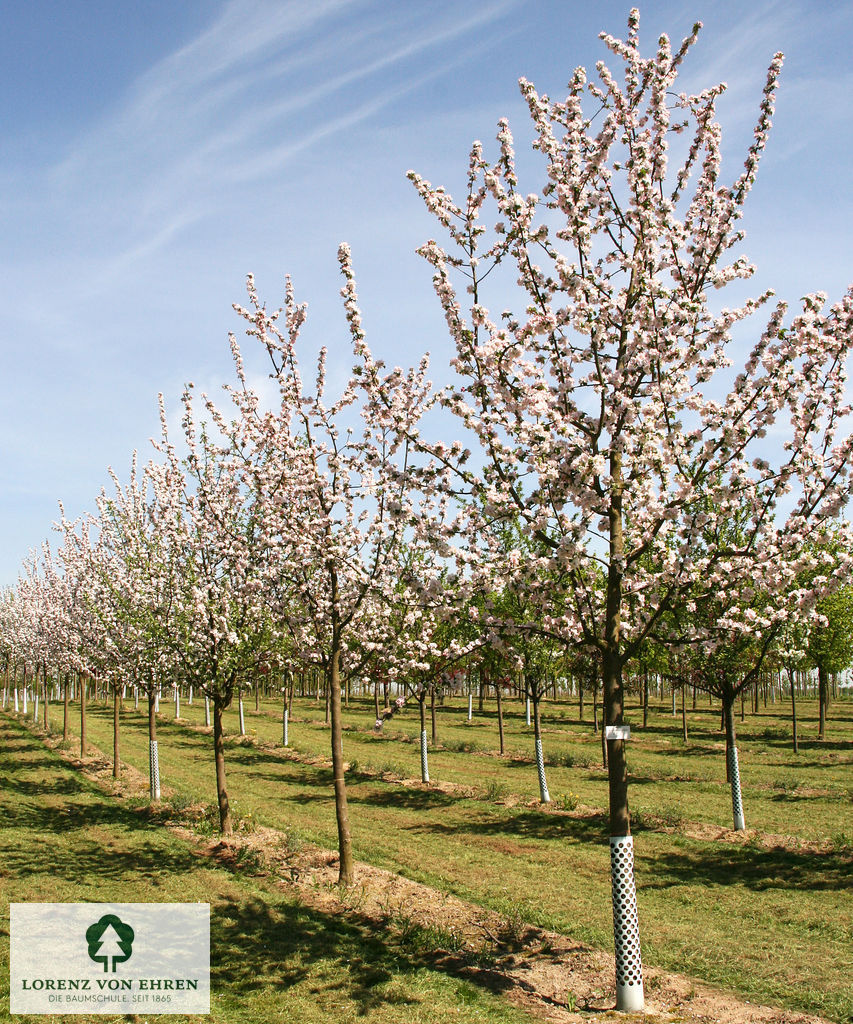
xmin=16 ymin=690 xmax=853 ymax=1022
xmin=165 ymin=687 xmax=850 ymax=841
xmin=0 ymin=715 xmax=542 ymax=1024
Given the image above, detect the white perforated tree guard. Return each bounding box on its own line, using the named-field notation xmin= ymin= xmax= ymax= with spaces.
xmin=525 ymin=697 xmax=531 ymax=726
xmin=33 ymin=694 xmax=39 ymax=722
xmin=534 ymin=737 xmax=551 ymax=803
xmin=610 ymin=835 xmax=644 ymax=1011
xmin=14 ymin=689 xmax=19 ymax=712
xmin=204 ymin=696 xmax=211 ymax=727
xmin=420 ymin=729 xmax=430 ymax=783
xmin=468 ymin=693 xmax=473 ymax=721
xmin=175 ymin=687 xmax=180 ymax=719
xmin=22 ymin=689 xmax=27 ymax=715
xmin=188 ymin=686 xmax=193 ymax=705
xmin=727 ymin=746 xmax=746 ymax=830
xmin=282 ymin=707 xmax=289 ymax=746
xmin=149 ymin=740 xmax=161 ymax=801
xmin=238 ymin=695 xmax=246 ymax=735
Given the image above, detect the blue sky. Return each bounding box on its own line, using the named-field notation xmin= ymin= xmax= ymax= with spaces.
xmin=1 ymin=0 xmax=851 ymax=585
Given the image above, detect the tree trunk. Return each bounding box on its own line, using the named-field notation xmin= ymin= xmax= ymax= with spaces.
xmin=212 ymin=698 xmax=232 ymax=834
xmin=373 ymin=678 xmax=380 ymax=721
xmin=788 ymin=667 xmax=799 ymax=755
xmin=496 ymin=680 xmax=505 ymax=755
xmin=63 ymin=674 xmax=69 ymax=742
xmin=604 ymin=453 xmax=644 ymax=1012
xmin=532 ymin=690 xmax=550 ymax=803
xmin=642 ymin=673 xmax=648 ymax=729
xmin=818 ymin=663 xmax=828 ymax=740
xmin=419 ymin=692 xmax=429 ymax=783
xmin=681 ymin=683 xmax=688 ymax=744
xmin=80 ymin=674 xmax=87 ymax=756
xmin=723 ymin=693 xmax=745 ymax=830
xmin=148 ymin=689 xmax=161 ymax=800
xmin=329 ymin=641 xmax=354 ymax=885
xmin=113 ymin=686 xmax=121 ymax=779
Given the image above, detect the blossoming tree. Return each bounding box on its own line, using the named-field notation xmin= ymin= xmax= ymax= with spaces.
xmin=198 ymin=249 xmax=443 ymax=880
xmin=406 ymin=10 xmax=853 ymax=1010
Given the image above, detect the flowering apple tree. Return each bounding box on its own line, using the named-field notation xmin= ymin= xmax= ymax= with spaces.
xmin=406 ymin=10 xmax=853 ymax=1009
xmin=206 ymin=248 xmax=447 ymax=882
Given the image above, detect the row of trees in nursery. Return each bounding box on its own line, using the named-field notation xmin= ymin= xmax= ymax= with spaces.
xmin=2 ymin=12 xmax=852 ymax=1012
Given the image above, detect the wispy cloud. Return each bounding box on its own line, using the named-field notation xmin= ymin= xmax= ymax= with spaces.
xmin=44 ymin=0 xmax=518 ymax=278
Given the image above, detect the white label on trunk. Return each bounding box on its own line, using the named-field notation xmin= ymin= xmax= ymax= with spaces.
xmin=605 ymin=725 xmax=631 ymax=740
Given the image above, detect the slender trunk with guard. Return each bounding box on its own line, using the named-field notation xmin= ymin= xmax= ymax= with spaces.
xmin=212 ymin=697 xmax=232 ymax=834
xmin=723 ymin=689 xmax=745 ymax=831
xmin=789 ymin=668 xmax=799 ymax=754
xmin=603 ymin=450 xmax=644 ymax=1012
xmin=531 ymin=688 xmax=550 ymax=803
xmin=42 ymin=662 xmax=49 ymax=731
xmin=80 ymin=674 xmax=87 ymax=756
xmin=418 ymin=691 xmax=429 ymax=783
xmin=148 ymin=688 xmax=160 ymax=800
xmin=818 ymin=663 xmax=828 ymax=740
xmin=496 ymin=679 xmax=505 ymax=755
xmin=113 ymin=686 xmax=121 ymax=779
xmin=329 ymin=640 xmax=354 ymax=884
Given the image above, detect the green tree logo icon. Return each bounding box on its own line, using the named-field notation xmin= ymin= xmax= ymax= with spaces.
xmin=86 ymin=914 xmax=135 ymax=972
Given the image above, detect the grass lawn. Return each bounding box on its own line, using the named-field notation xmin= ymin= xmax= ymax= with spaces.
xmin=0 ymin=713 xmax=543 ymax=1024
xmin=11 ymin=688 xmax=853 ymax=1022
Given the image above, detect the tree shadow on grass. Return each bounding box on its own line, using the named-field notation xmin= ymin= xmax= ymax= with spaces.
xmin=211 ymin=896 xmax=410 ymax=1014
xmin=409 ymin=804 xmax=853 ymax=893
xmin=637 ymin=841 xmax=853 ymax=894
xmin=0 ymin=793 xmax=201 ymax=887
xmin=347 ymin=786 xmax=459 ymax=811
xmin=408 ymin=808 xmax=609 ymax=846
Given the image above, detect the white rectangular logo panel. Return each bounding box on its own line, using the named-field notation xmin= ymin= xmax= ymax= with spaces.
xmin=10 ymin=903 xmax=210 ymax=1014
